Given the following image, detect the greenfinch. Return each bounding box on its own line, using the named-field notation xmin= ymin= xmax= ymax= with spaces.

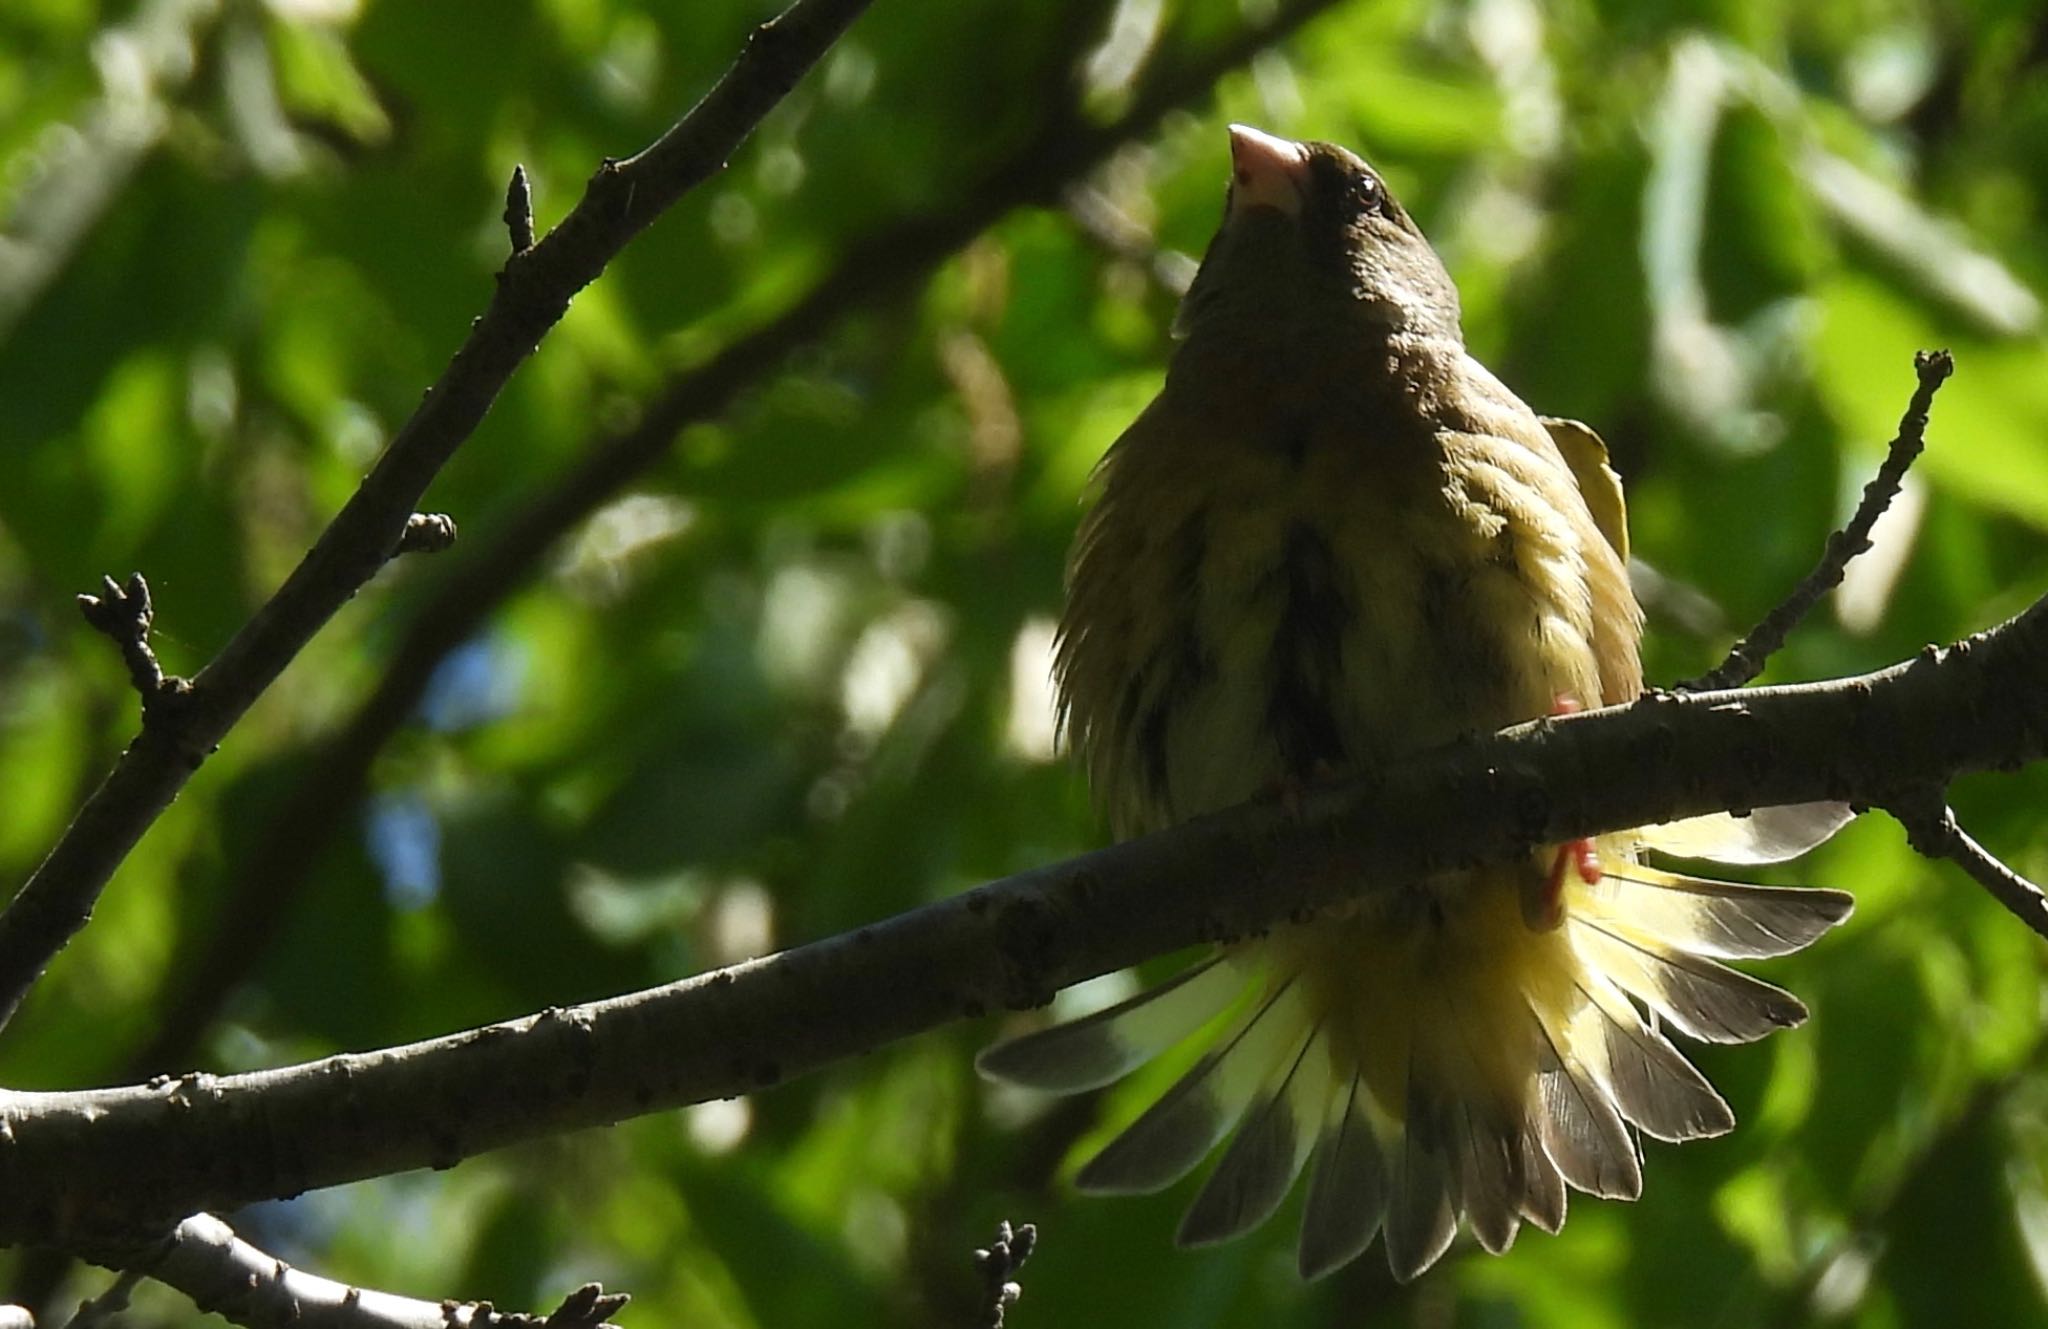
xmin=979 ymin=127 xmax=1852 ymax=1281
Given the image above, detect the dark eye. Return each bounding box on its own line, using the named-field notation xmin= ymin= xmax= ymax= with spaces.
xmin=1350 ymin=171 xmax=1386 ymax=217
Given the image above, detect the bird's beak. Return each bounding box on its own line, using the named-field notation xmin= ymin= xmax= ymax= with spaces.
xmin=1227 ymin=124 xmax=1309 ymax=219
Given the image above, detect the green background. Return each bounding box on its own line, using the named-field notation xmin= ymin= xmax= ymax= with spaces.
xmin=3 ymin=0 xmax=2048 ymax=1324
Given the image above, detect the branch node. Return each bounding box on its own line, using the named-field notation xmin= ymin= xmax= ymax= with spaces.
xmin=439 ymin=1299 xmax=500 ymax=1329
xmin=1914 ymin=346 xmax=1955 ymax=387
xmin=504 ymin=165 xmax=535 ymax=254
xmin=76 ymin=572 xmax=192 ymax=723
xmin=395 ymin=513 xmax=459 ymax=557
xmin=1885 ymin=785 xmax=2048 ymax=942
xmin=973 ymin=1220 xmax=1037 ymax=1329
xmin=535 ymin=1283 xmax=629 ymax=1329
xmin=1681 ymin=350 xmax=1955 ymax=692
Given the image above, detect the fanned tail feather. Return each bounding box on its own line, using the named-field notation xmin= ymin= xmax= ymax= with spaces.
xmin=1639 ymin=802 xmax=1853 ymax=865
xmin=1564 ymin=970 xmax=1734 ymax=1140
xmin=1531 ymin=1009 xmax=1641 ymax=1200
xmin=1385 ymin=1070 xmax=1458 ymax=1281
xmin=1516 ymin=1122 xmax=1567 ymax=1234
xmin=1076 ymin=975 xmax=1308 ymax=1194
xmin=1594 ymin=864 xmax=1853 ymax=959
xmin=974 ymin=955 xmax=1240 ymax=1092
xmin=1569 ymin=914 xmax=1809 ymax=1043
xmin=1298 ymin=1075 xmax=1387 ymax=1278
xmin=976 ymin=847 xmax=1852 ymax=1281
xmin=1178 ymin=1017 xmax=1329 ymax=1245
xmin=1446 ymin=1095 xmax=1525 ymax=1256
xmin=1433 ymin=980 xmax=1539 ymax=1258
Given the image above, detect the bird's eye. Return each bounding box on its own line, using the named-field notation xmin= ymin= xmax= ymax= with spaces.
xmin=1351 ymin=172 xmax=1386 ymax=217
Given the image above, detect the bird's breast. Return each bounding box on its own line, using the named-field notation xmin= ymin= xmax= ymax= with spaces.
xmin=1062 ymin=396 xmax=1605 ymax=838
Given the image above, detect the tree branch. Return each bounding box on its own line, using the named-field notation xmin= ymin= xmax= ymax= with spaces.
xmin=6 ymin=599 xmax=2047 ymax=1247
xmin=78 ymin=1216 xmax=626 ymax=1329
xmin=59 ymin=1268 xmax=141 ymax=1329
xmin=120 ymin=0 xmax=1349 ymax=1078
xmin=0 ymin=0 xmax=878 ymax=1030
xmin=1682 ymin=349 xmax=1955 ymax=691
xmin=1885 ymin=787 xmax=2048 ymax=940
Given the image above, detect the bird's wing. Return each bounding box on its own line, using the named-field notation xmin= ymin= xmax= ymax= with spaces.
xmin=1540 ymin=417 xmax=1628 ymax=566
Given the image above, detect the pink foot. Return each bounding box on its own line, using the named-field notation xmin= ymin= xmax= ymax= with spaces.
xmin=1264 ymin=760 xmax=1342 ymax=823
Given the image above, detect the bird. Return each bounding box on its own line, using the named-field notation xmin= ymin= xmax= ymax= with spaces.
xmin=976 ymin=125 xmax=1853 ymax=1282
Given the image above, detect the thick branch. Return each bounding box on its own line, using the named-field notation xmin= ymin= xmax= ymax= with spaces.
xmin=0 ymin=0 xmax=876 ymax=1029
xmin=121 ymin=0 xmax=1347 ymax=1078
xmin=5 ymin=599 xmax=2046 ymax=1247
xmin=1684 ymin=349 xmax=1954 ymax=691
xmin=79 ymin=1216 xmax=626 ymax=1329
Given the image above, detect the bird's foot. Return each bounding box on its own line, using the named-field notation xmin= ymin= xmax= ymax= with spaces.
xmin=1522 ymin=696 xmax=1603 ymax=931
xmin=1263 ymin=760 xmax=1343 ymax=823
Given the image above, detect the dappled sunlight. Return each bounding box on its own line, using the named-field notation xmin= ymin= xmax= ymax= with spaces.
xmin=3 ymin=0 xmax=2048 ymax=1324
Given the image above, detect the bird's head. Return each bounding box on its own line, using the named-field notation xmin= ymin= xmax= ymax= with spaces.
xmin=1174 ymin=125 xmax=1463 ymax=347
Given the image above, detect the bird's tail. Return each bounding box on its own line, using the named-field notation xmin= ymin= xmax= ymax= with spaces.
xmin=976 ymin=827 xmax=1852 ymax=1282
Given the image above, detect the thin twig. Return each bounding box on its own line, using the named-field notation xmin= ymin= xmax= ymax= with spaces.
xmin=0 ymin=0 xmax=878 ymax=1032
xmin=8 ymin=597 xmax=2048 ymax=1245
xmin=58 ymin=1268 xmax=142 ymax=1329
xmin=503 ymin=165 xmax=535 ymax=255
xmin=1682 ymin=348 xmax=1955 ymax=692
xmin=118 ymin=0 xmax=1350 ymax=1081
xmin=1886 ymin=786 xmax=2048 ymax=941
xmin=534 ymin=1285 xmax=630 ymax=1329
xmin=972 ymin=1221 xmax=1036 ymax=1329
xmin=77 ymin=1215 xmax=629 ymax=1329
xmin=74 ymin=574 xmax=189 ymax=722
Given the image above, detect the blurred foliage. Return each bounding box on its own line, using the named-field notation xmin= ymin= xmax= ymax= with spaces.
xmin=3 ymin=0 xmax=2048 ymax=1325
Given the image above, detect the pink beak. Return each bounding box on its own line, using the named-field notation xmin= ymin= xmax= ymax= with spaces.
xmin=1227 ymin=124 xmax=1310 ymax=217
